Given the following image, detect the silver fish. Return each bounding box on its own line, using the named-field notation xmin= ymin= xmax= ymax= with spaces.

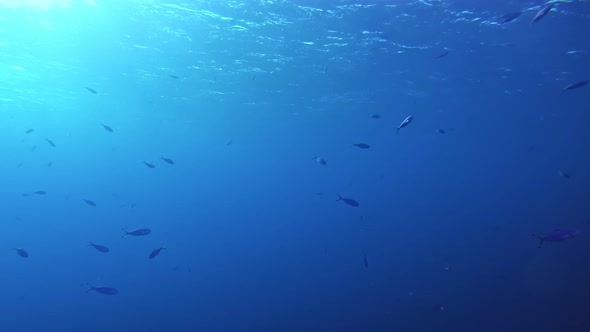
xmin=397 ymin=115 xmax=414 ymax=134
xmin=531 ymin=5 xmax=553 ymax=25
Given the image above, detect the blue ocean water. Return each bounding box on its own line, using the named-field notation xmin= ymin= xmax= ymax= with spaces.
xmin=1 ymin=0 xmax=590 ymax=331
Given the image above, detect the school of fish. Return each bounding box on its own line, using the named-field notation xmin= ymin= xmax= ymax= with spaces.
xmin=10 ymin=3 xmax=587 ymax=305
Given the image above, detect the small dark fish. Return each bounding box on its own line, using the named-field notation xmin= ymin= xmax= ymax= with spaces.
xmin=435 ymin=50 xmax=448 ymax=59
xmin=324 ymin=66 xmax=328 ymax=74
xmin=437 ymin=129 xmax=447 ymax=134
xmin=370 ymin=114 xmax=382 ymax=119
xmin=148 ymin=246 xmax=166 ymax=259
xmin=47 ymin=161 xmax=53 ymax=167
xmin=120 ymin=203 xmax=137 ymax=209
xmin=364 ymin=255 xmax=368 ymax=269
xmin=498 ymin=11 xmax=522 ymax=24
xmin=432 ymin=304 xmax=444 ymax=312
xmin=532 ymin=228 xmax=579 ymax=248
xmin=143 ymin=161 xmax=155 ymax=169
xmin=353 ymin=143 xmax=371 ymax=149
xmin=86 ymin=286 xmax=118 ymax=295
xmin=21 ymin=193 xmax=29 ymax=197
xmin=25 ymin=128 xmax=34 ymax=134
xmin=531 ymin=5 xmax=553 ymax=24
xmin=122 ymin=228 xmax=152 ymax=238
xmin=44 ymin=139 xmax=55 ymax=147
xmin=558 ymin=171 xmax=571 ymax=179
xmin=100 ymin=124 xmax=113 ymax=132
xmin=560 ymin=80 xmax=588 ymax=95
xmin=397 ymin=115 xmax=414 ymax=134
xmin=160 ymin=156 xmax=174 ymax=164
xmin=83 ymin=199 xmax=97 ymax=207
xmin=226 ymin=140 xmax=233 ymax=146
xmin=168 ymin=75 xmax=180 ymax=79
xmin=85 ymin=87 xmax=97 ymax=94
xmin=500 ymin=42 xmax=516 ymax=47
xmin=12 ymin=248 xmax=29 ymax=258
xmin=313 ymin=155 xmax=327 ymax=166
xmin=33 ymin=190 xmax=47 ymax=195
xmin=88 ymin=243 xmax=110 ymax=253
xmin=336 ymin=194 xmax=359 ymax=207
xmin=30 ymin=145 xmax=37 ymax=152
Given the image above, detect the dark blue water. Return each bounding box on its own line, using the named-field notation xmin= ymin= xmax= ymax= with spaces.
xmin=1 ymin=1 xmax=589 ymax=331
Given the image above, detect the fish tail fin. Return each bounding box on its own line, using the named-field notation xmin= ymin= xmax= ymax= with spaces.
xmin=84 ymin=282 xmax=94 ymax=292
xmin=531 ymin=234 xmax=544 ymax=248
xmin=396 ymin=128 xmax=400 ymax=134
xmin=560 ymin=89 xmax=566 ymax=95
xmin=121 ymin=229 xmax=128 ymax=238
xmin=336 ymin=194 xmax=342 ymax=202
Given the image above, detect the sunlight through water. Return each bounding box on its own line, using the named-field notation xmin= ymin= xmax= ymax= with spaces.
xmin=0 ymin=0 xmax=90 ymax=10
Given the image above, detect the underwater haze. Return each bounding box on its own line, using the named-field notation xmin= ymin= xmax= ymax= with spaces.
xmin=1 ymin=0 xmax=590 ymax=331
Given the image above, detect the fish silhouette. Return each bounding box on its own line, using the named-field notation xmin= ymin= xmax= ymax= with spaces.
xmin=100 ymin=124 xmax=113 ymax=132
xmin=498 ymin=11 xmax=522 ymax=24
xmin=122 ymin=228 xmax=152 ymax=238
xmin=44 ymin=139 xmax=55 ymax=147
xmin=560 ymin=80 xmax=588 ymax=95
xmin=531 ymin=5 xmax=553 ymax=24
xmin=336 ymin=194 xmax=359 ymax=207
xmin=12 ymin=248 xmax=29 ymax=258
xmin=149 ymin=246 xmax=166 ymax=259
xmin=86 ymin=286 xmax=118 ymax=295
xmin=532 ymin=228 xmax=579 ymax=248
xmin=83 ymin=199 xmax=97 ymax=207
xmin=88 ymin=243 xmax=110 ymax=253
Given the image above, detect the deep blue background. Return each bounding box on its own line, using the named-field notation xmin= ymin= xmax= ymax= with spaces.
xmin=1 ymin=0 xmax=589 ymax=331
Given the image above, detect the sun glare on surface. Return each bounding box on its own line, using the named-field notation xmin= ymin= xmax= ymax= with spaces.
xmin=0 ymin=0 xmax=78 ymax=9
